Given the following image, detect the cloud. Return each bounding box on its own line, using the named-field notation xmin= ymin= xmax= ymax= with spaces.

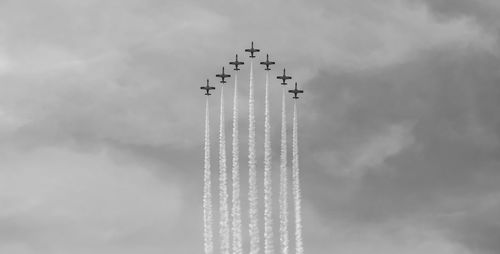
xmin=303 ymin=206 xmax=471 ymax=254
xmin=0 ymin=147 xmax=190 ymax=254
xmin=302 ymin=37 xmax=500 ymax=252
xmin=410 ymin=0 xmax=500 ymax=30
xmin=314 ymin=122 xmax=415 ymax=178
xmin=0 ymin=0 xmax=499 ymax=253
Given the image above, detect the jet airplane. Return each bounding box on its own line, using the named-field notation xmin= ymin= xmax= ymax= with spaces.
xmin=260 ymin=54 xmax=276 ymax=70
xmin=277 ymin=68 xmax=292 ymax=85
xmin=244 ymin=41 xmax=260 ymax=58
xmin=200 ymin=79 xmax=215 ymax=95
xmin=229 ymin=54 xmax=244 ymax=71
xmin=216 ymin=67 xmax=231 ymax=84
xmin=288 ymin=82 xmax=304 ymax=99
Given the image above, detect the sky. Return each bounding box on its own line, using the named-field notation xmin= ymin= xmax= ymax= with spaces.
xmin=0 ymin=0 xmax=499 ymax=253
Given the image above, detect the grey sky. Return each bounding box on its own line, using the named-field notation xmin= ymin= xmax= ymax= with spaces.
xmin=0 ymin=0 xmax=499 ymax=253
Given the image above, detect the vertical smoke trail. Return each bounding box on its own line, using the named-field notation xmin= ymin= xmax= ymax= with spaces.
xmin=263 ymin=71 xmax=274 ymax=254
xmin=248 ymin=60 xmax=260 ymax=254
xmin=204 ymin=97 xmax=214 ymax=254
xmin=279 ymin=88 xmax=289 ymax=254
xmin=231 ymin=73 xmax=242 ymax=254
xmin=219 ymin=87 xmax=230 ymax=254
xmin=292 ymin=101 xmax=303 ymax=254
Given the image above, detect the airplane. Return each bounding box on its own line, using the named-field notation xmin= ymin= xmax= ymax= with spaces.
xmin=229 ymin=54 xmax=244 ymax=71
xmin=277 ymin=68 xmax=292 ymax=85
xmin=244 ymin=41 xmax=260 ymax=58
xmin=288 ymin=82 xmax=304 ymax=99
xmin=215 ymin=67 xmax=231 ymax=84
xmin=260 ymin=54 xmax=275 ymax=71
xmin=200 ymin=79 xmax=215 ymax=95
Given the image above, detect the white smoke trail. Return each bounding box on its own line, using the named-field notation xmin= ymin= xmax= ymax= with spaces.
xmin=263 ymin=71 xmax=274 ymax=254
xmin=204 ymin=97 xmax=214 ymax=254
xmin=231 ymin=73 xmax=242 ymax=254
xmin=248 ymin=60 xmax=260 ymax=254
xmin=219 ymin=87 xmax=230 ymax=254
xmin=292 ymin=101 xmax=304 ymax=254
xmin=279 ymin=87 xmax=289 ymax=254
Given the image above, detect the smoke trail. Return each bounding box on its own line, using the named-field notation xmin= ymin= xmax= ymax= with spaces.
xmin=279 ymin=88 xmax=289 ymax=254
xmin=203 ymin=97 xmax=214 ymax=254
xmin=263 ymin=71 xmax=274 ymax=254
xmin=231 ymin=73 xmax=242 ymax=254
xmin=248 ymin=60 xmax=260 ymax=254
xmin=219 ymin=87 xmax=230 ymax=254
xmin=292 ymin=101 xmax=304 ymax=254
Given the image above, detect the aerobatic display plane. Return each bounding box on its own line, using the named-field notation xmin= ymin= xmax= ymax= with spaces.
xmin=260 ymin=54 xmax=276 ymax=71
xmin=229 ymin=54 xmax=244 ymax=71
xmin=244 ymin=41 xmax=260 ymax=58
xmin=200 ymin=79 xmax=215 ymax=95
xmin=277 ymin=68 xmax=292 ymax=85
xmin=288 ymin=82 xmax=304 ymax=99
xmin=215 ymin=67 xmax=231 ymax=84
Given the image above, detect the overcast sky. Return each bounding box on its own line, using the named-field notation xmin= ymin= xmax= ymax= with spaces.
xmin=0 ymin=0 xmax=499 ymax=253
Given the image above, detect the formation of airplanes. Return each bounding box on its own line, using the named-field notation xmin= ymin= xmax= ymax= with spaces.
xmin=201 ymin=41 xmax=304 ymax=99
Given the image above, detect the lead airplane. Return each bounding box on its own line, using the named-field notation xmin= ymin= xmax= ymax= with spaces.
xmin=288 ymin=82 xmax=304 ymax=99
xmin=260 ymin=54 xmax=275 ymax=71
xmin=200 ymin=79 xmax=215 ymax=95
xmin=277 ymin=68 xmax=292 ymax=85
xmin=215 ymin=67 xmax=231 ymax=84
xmin=229 ymin=54 xmax=244 ymax=71
xmin=244 ymin=41 xmax=260 ymax=58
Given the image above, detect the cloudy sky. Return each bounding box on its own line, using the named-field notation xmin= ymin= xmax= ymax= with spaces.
xmin=0 ymin=0 xmax=499 ymax=253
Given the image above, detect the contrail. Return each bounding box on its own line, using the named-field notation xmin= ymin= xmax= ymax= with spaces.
xmin=263 ymin=71 xmax=274 ymax=254
xmin=231 ymin=73 xmax=242 ymax=254
xmin=203 ymin=97 xmax=214 ymax=254
xmin=248 ymin=60 xmax=260 ymax=254
xmin=219 ymin=86 xmax=230 ymax=254
xmin=279 ymin=87 xmax=289 ymax=254
xmin=292 ymin=101 xmax=303 ymax=254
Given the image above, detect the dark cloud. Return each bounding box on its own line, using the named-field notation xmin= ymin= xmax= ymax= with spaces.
xmin=411 ymin=0 xmax=500 ymax=29
xmin=303 ymin=46 xmax=500 ymax=251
